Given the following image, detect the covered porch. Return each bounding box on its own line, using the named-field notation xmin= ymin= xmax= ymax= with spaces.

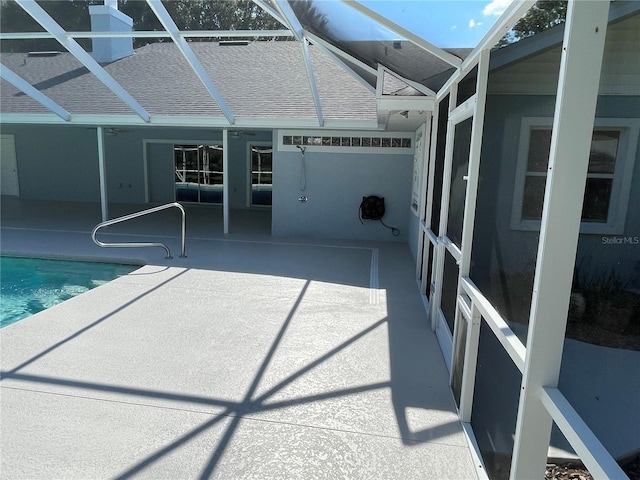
xmin=2 ymin=0 xmax=639 ymax=478
xmin=0 ymin=197 xmax=478 ymax=478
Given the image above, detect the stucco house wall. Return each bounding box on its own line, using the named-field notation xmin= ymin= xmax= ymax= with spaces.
xmin=472 ymin=93 xmax=640 ymax=292
xmin=1 ymin=124 xmax=275 ymax=210
xmin=3 ymin=123 xmax=414 ymax=242
xmin=4 ymin=124 xmax=101 ymax=203
xmin=272 ymin=146 xmax=412 ymax=242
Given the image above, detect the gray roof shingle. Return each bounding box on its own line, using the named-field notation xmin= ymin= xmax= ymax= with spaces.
xmin=1 ymin=41 xmax=377 ymax=122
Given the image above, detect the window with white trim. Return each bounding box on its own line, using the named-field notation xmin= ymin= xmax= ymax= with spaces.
xmin=512 ymin=118 xmax=639 ymax=234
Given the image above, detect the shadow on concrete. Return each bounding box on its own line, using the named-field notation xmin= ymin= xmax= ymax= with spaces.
xmin=1 ymin=199 xmax=463 ymax=478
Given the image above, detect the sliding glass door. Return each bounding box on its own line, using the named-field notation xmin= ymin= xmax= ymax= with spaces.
xmin=174 ymin=144 xmax=223 ymax=204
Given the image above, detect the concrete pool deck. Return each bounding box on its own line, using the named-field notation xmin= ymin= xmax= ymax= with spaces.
xmin=0 ymin=198 xmax=479 ymax=479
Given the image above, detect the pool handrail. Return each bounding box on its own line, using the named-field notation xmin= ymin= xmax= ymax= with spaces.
xmin=91 ymin=202 xmax=186 ymax=259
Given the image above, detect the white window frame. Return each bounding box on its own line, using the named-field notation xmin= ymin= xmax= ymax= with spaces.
xmin=512 ymin=117 xmax=639 ymax=234
xmin=246 ymin=142 xmax=273 ymax=208
xmin=173 ymin=143 xmax=224 ymax=205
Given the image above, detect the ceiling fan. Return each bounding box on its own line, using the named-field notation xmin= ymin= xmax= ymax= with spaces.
xmin=104 ymin=127 xmax=132 ymax=136
xmin=85 ymin=127 xmax=131 ymax=136
xmin=229 ymin=130 xmax=257 ymax=138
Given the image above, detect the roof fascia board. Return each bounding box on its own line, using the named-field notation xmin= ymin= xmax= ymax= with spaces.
xmin=0 ymin=113 xmax=149 ymax=125
xmin=0 ymin=65 xmax=71 ymax=121
xmin=305 ymin=31 xmax=375 ymax=94
xmin=272 ymin=0 xmax=324 ymax=126
xmin=437 ymin=0 xmax=535 ymax=101
xmin=146 ymin=0 xmax=235 ymax=125
xmin=0 ymin=113 xmax=69 ymax=124
xmin=1 ymin=30 xmax=294 ymax=40
xmin=0 ymin=113 xmax=378 ymax=130
xmin=340 ymin=0 xmax=462 ymax=68
xmin=15 ymin=0 xmax=150 ymax=123
xmin=207 ymin=117 xmax=379 ymax=129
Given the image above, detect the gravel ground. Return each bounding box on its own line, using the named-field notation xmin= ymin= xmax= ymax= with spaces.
xmin=545 ymin=454 xmax=639 ymax=480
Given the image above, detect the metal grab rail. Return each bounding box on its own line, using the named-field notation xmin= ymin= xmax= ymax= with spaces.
xmin=91 ymin=202 xmax=186 ymax=259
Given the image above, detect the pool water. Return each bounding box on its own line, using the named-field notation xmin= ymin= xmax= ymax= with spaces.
xmin=0 ymin=257 xmax=137 ymax=328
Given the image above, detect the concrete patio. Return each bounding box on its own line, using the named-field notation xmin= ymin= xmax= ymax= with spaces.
xmin=0 ymin=198 xmax=478 ymax=479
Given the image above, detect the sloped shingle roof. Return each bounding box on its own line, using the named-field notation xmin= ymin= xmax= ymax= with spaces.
xmin=0 ymin=41 xmax=377 ymax=122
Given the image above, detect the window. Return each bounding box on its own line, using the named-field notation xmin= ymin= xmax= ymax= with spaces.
xmin=512 ymin=118 xmax=639 ymax=234
xmin=249 ymin=145 xmax=272 ymax=206
xmin=174 ymin=144 xmax=223 ymax=204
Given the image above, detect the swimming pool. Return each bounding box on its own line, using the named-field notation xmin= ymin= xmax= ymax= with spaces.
xmin=0 ymin=257 xmax=138 ymax=328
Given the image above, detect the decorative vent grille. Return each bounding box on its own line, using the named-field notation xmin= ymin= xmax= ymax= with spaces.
xmin=282 ymin=135 xmax=411 ymax=149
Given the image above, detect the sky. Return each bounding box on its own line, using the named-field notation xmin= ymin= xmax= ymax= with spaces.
xmin=312 ymin=0 xmax=514 ymax=47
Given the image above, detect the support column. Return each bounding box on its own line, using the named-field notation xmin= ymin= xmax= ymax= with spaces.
xmin=223 ymin=129 xmax=229 ymax=234
xmin=97 ymin=126 xmax=108 ymax=222
xmin=510 ymin=2 xmax=610 ymax=479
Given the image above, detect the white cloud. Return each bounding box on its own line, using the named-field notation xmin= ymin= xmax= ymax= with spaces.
xmin=482 ymin=0 xmax=513 ymax=16
xmin=469 ymin=19 xmax=476 ymax=28
xmin=451 ymin=25 xmax=457 ymax=30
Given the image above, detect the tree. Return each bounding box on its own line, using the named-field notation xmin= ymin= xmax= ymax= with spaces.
xmin=289 ymin=0 xmax=330 ymax=38
xmin=0 ymin=0 xmax=96 ymax=52
xmin=498 ymin=0 xmax=567 ymax=47
xmin=118 ymin=0 xmax=286 ymax=47
xmin=0 ymin=0 xmax=291 ymax=52
xmin=133 ymin=1 xmax=283 ymax=32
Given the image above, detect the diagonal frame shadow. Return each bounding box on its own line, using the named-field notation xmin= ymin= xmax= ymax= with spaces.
xmin=2 ymin=268 xmax=189 ymax=376
xmin=1 ymin=279 xmax=396 ymax=479
xmin=1 ymin=254 xmax=459 ymax=478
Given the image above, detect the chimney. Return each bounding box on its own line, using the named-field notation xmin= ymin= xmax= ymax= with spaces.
xmin=89 ymin=0 xmax=134 ymax=63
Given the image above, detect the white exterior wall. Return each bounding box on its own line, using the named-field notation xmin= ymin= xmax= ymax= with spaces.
xmin=272 ymin=147 xmax=413 ymax=242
